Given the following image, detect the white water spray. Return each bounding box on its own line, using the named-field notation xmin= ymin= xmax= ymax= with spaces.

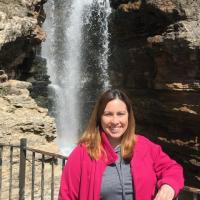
xmin=42 ymin=0 xmax=111 ymax=155
xmin=97 ymin=0 xmax=112 ymax=89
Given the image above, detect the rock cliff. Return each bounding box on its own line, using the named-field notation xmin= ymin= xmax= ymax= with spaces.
xmin=0 ymin=0 xmax=50 ymax=107
xmin=109 ymin=0 xmax=200 ymax=187
xmin=0 ymin=1 xmax=60 ymax=197
xmin=0 ymin=0 xmax=46 ymax=78
xmin=0 ymin=79 xmax=61 ymax=199
xmin=0 ymin=79 xmax=56 ymax=147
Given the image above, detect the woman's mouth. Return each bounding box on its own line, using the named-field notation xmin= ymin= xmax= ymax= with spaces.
xmin=109 ymin=127 xmax=121 ymax=133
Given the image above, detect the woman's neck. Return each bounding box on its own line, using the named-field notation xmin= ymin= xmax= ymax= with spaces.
xmin=107 ymin=136 xmax=122 ymax=148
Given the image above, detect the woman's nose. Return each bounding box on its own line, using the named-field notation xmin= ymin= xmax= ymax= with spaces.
xmin=111 ymin=115 xmax=119 ymax=124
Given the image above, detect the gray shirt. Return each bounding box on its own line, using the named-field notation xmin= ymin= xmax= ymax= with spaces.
xmin=100 ymin=146 xmax=134 ymax=200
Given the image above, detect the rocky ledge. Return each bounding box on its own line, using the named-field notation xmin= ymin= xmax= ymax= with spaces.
xmin=0 ymin=79 xmax=57 ymax=149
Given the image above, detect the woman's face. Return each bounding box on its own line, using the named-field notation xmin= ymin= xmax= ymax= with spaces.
xmin=101 ymin=99 xmax=129 ymax=147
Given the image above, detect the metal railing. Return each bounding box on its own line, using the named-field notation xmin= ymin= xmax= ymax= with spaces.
xmin=0 ymin=138 xmax=199 ymax=200
xmin=0 ymin=138 xmax=66 ymax=200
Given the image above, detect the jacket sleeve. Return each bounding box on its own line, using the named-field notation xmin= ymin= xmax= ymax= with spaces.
xmin=58 ymin=145 xmax=83 ymax=200
xmin=151 ymin=142 xmax=184 ymax=197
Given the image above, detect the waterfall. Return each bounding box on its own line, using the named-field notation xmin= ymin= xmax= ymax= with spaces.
xmin=96 ymin=0 xmax=111 ymax=89
xmin=41 ymin=0 xmax=111 ymax=155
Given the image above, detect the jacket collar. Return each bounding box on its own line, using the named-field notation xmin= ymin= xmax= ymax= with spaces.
xmin=131 ymin=135 xmax=148 ymax=163
xmin=100 ymin=129 xmax=118 ymax=165
xmin=100 ymin=130 xmax=147 ymax=164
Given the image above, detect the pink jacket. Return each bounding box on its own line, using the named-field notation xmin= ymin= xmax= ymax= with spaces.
xmin=58 ymin=133 xmax=184 ymax=200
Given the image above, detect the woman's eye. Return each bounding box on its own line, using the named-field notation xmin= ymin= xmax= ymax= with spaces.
xmin=118 ymin=112 xmax=126 ymax=116
xmin=104 ymin=113 xmax=112 ymax=116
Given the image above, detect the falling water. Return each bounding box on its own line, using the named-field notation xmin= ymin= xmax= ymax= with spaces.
xmin=41 ymin=0 xmax=111 ymax=155
xmin=96 ymin=0 xmax=111 ymax=89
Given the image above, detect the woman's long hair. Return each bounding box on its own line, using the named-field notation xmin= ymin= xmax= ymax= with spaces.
xmin=79 ymin=89 xmax=136 ymax=161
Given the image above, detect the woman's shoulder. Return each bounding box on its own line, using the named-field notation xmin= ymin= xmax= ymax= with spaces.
xmin=135 ymin=133 xmax=174 ymax=160
xmin=135 ymin=133 xmax=162 ymax=155
xmin=66 ymin=144 xmax=94 ymax=168
xmin=67 ymin=143 xmax=88 ymax=160
xmin=135 ymin=134 xmax=156 ymax=146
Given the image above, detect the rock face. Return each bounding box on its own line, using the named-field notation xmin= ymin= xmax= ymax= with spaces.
xmin=0 ymin=79 xmax=62 ymax=199
xmin=0 ymin=2 xmax=62 ymax=198
xmin=20 ymin=55 xmax=51 ymax=108
xmin=0 ymin=79 xmax=56 ymax=146
xmin=108 ymin=0 xmax=200 ymax=187
xmin=0 ymin=0 xmax=50 ymax=107
xmin=0 ymin=0 xmax=46 ymax=78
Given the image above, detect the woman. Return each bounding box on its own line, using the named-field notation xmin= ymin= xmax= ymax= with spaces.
xmin=58 ymin=89 xmax=184 ymax=200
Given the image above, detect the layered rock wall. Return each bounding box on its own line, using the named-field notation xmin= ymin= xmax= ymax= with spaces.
xmin=109 ymin=0 xmax=200 ymax=187
xmin=0 ymin=79 xmax=61 ymax=199
xmin=0 ymin=0 xmax=50 ymax=107
xmin=0 ymin=0 xmax=46 ymax=78
xmin=0 ymin=79 xmax=56 ymax=146
xmin=0 ymin=1 xmax=61 ymax=198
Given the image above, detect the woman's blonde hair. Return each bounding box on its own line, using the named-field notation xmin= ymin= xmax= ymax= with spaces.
xmin=79 ymin=89 xmax=136 ymax=161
